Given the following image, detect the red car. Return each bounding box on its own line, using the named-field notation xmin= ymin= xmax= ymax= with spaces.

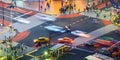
xmin=58 ymin=37 xmax=74 ymax=44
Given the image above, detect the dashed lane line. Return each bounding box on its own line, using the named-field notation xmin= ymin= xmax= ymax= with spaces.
xmin=0 ymin=13 xmax=11 ymax=18
xmin=74 ymin=48 xmax=94 ymax=53
xmin=0 ymin=10 xmax=15 ymax=14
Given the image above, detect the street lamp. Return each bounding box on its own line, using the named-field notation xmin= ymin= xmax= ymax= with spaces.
xmin=47 ymin=30 xmax=51 ymax=48
xmin=7 ymin=2 xmax=15 ymax=39
xmin=44 ymin=51 xmax=48 ymax=56
xmin=9 ymin=5 xmax=14 ymax=27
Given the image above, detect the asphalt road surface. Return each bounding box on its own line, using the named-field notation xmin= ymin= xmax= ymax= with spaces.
xmin=57 ymin=49 xmax=93 ymax=60
xmin=19 ymin=15 xmax=105 ymax=47
xmin=1 ymin=6 xmax=120 ymax=60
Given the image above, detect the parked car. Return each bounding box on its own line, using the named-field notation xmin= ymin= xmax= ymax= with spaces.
xmin=58 ymin=37 xmax=74 ymax=44
xmin=71 ymin=30 xmax=90 ymax=38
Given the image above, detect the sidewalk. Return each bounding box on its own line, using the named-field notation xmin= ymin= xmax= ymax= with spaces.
xmin=0 ymin=23 xmax=35 ymax=59
xmin=0 ymin=26 xmax=16 ymax=40
xmin=80 ymin=1 xmax=114 ymax=21
xmin=3 ymin=0 xmax=87 ymax=16
xmin=0 ymin=2 xmax=36 ymax=15
xmin=80 ymin=9 xmax=113 ymax=21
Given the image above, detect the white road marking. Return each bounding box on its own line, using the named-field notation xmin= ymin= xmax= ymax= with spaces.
xmin=0 ymin=13 xmax=11 ymax=18
xmin=67 ymin=52 xmax=77 ymax=55
xmin=75 ymin=48 xmax=94 ymax=53
xmin=14 ymin=11 xmax=33 ymax=19
xmin=0 ymin=10 xmax=15 ymax=14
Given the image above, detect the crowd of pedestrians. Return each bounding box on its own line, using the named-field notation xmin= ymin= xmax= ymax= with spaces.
xmin=39 ymin=1 xmax=51 ymax=12
xmin=59 ymin=1 xmax=76 ymax=15
xmin=59 ymin=0 xmax=108 ymax=15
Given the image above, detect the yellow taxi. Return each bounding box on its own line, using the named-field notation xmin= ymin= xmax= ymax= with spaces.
xmin=33 ymin=37 xmax=49 ymax=43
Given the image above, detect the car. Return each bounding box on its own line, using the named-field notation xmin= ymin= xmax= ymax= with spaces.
xmin=71 ymin=30 xmax=90 ymax=38
xmin=44 ymin=25 xmax=66 ymax=33
xmin=33 ymin=37 xmax=49 ymax=43
xmin=95 ymin=39 xmax=115 ymax=47
xmin=85 ymin=53 xmax=114 ymax=60
xmin=113 ymin=19 xmax=120 ymax=26
xmin=58 ymin=37 xmax=74 ymax=44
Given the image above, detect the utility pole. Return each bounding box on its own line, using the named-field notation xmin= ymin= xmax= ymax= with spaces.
xmin=48 ymin=31 xmax=51 ymax=48
xmin=39 ymin=0 xmax=40 ymax=12
xmin=2 ymin=0 xmax=4 ymax=26
xmin=7 ymin=1 xmax=14 ymax=27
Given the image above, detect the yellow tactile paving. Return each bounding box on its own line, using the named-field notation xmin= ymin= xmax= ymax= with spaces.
xmin=26 ymin=53 xmax=38 ymax=58
xmin=16 ymin=55 xmax=24 ymax=60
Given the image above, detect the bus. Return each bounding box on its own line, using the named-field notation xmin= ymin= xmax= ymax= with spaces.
xmin=49 ymin=44 xmax=69 ymax=57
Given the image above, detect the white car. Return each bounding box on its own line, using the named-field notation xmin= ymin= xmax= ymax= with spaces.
xmin=44 ymin=25 xmax=66 ymax=33
xmin=71 ymin=30 xmax=90 ymax=38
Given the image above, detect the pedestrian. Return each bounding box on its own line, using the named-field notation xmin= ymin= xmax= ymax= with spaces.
xmin=73 ymin=3 xmax=76 ymax=11
xmin=78 ymin=9 xmax=80 ymax=12
xmin=65 ymin=25 xmax=71 ymax=33
xmin=44 ymin=8 xmax=46 ymax=12
xmin=86 ymin=6 xmax=89 ymax=12
xmin=59 ymin=8 xmax=62 ymax=14
xmin=46 ymin=2 xmax=50 ymax=10
xmin=110 ymin=12 xmax=112 ymax=16
xmin=63 ymin=6 xmax=66 ymax=14
xmin=20 ymin=43 xmax=25 ymax=52
xmin=105 ymin=2 xmax=108 ymax=8
xmin=0 ymin=23 xmax=3 ymax=29
xmin=40 ymin=6 xmax=43 ymax=11
xmin=12 ymin=0 xmax=17 ymax=7
xmin=104 ymin=14 xmax=106 ymax=18
xmin=92 ymin=18 xmax=98 ymax=23
xmin=61 ymin=0 xmax=64 ymax=7
xmin=69 ymin=3 xmax=73 ymax=14
xmin=100 ymin=9 xmax=102 ymax=13
xmin=96 ymin=13 xmax=99 ymax=17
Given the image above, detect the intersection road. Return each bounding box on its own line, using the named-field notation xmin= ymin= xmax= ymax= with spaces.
xmin=73 ymin=24 xmax=118 ymax=46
